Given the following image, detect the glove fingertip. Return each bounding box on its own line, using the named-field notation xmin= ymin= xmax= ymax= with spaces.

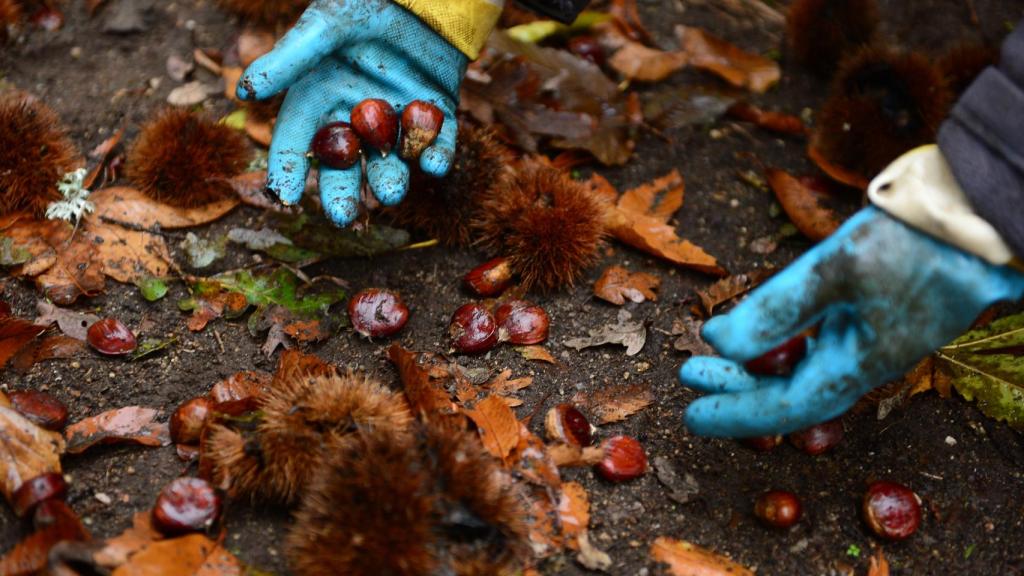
xmin=419 ymin=145 xmax=454 ymax=177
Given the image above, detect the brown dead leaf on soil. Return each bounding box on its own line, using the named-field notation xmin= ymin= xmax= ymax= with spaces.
xmin=389 ymin=344 xmax=460 ymax=417
xmin=650 ymin=537 xmax=753 ymax=576
xmin=110 ymin=533 xmax=243 ymax=576
xmin=64 ymin=406 xmax=171 ymax=455
xmin=572 ymin=382 xmax=654 ymax=425
xmin=10 ymin=334 xmax=86 ymax=373
xmin=0 ymin=501 xmax=88 ymax=575
xmin=600 ymin=170 xmax=725 ymax=276
xmin=694 ymin=269 xmax=774 ymax=316
xmin=727 ymin=102 xmax=807 ymax=136
xmin=209 ymin=370 xmax=272 ymax=404
xmin=0 ymin=314 xmax=48 ymax=368
xmin=765 ymin=168 xmax=842 ymax=242
xmin=671 ymin=316 xmax=715 ymax=357
xmin=594 ymin=265 xmax=660 ymax=305
xmin=485 ymin=369 xmax=534 ymax=397
xmin=609 ymin=41 xmax=688 ymax=82
xmin=868 ymin=549 xmax=890 ymax=576
xmin=517 ymin=345 xmax=557 ymax=364
xmin=0 ymin=400 xmax=65 ymax=502
xmin=91 ymin=186 xmax=238 ymax=231
xmin=557 ymin=481 xmax=590 ymax=546
xmin=465 ymin=394 xmax=521 ymax=463
xmin=676 ymin=25 xmax=780 ymax=93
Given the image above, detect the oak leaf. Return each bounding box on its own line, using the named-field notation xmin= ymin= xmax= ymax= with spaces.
xmin=594 ymin=265 xmax=660 ymax=305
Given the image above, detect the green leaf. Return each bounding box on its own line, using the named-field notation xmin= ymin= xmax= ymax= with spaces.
xmin=0 ymin=236 xmax=32 ymax=266
xmin=136 ymin=277 xmax=169 ymax=302
xmin=204 ymin=268 xmax=344 ymax=318
xmin=130 ymin=336 xmax=177 ymax=361
xmin=939 ymin=312 xmax=1024 ymax=430
xmin=222 ymin=108 xmax=247 ymax=130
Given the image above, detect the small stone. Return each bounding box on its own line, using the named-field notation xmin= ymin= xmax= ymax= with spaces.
xmin=94 ymin=492 xmax=112 ymax=505
xmin=945 ymin=436 xmax=957 ymax=446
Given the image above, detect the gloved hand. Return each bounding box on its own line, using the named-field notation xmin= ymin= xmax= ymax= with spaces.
xmin=236 ymin=0 xmax=468 ymax=227
xmin=678 ymin=206 xmax=1024 ymax=438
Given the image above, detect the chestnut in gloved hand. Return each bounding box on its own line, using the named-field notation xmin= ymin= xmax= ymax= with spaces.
xmin=678 ymin=150 xmax=1024 ymax=437
xmin=236 ymin=0 xmax=468 ymax=227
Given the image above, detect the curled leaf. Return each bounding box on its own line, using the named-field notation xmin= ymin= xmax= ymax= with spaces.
xmin=765 ymin=168 xmax=842 ymax=242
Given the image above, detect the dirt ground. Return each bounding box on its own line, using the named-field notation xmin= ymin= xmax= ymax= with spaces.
xmin=3 ymin=0 xmax=1024 ymax=574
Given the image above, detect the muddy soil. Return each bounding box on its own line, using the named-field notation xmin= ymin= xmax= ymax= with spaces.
xmin=2 ymin=0 xmax=1024 ymax=574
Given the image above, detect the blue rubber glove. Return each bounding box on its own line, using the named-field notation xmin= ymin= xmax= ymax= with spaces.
xmin=236 ymin=0 xmax=468 ymax=227
xmin=679 ymin=207 xmax=1024 ymax=437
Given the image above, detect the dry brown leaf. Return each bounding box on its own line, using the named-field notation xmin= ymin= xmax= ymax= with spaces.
xmin=389 ymin=345 xmax=459 ymax=417
xmin=548 ymin=444 xmax=605 ymax=467
xmin=905 ymin=356 xmax=952 ymax=399
xmin=609 ymin=41 xmax=688 ymax=82
xmin=671 ymin=316 xmax=715 ymax=356
xmin=209 ymin=371 xmax=272 ymax=404
xmin=651 ymin=537 xmax=753 ymax=576
xmin=0 ymin=402 xmax=65 ymax=502
xmin=594 ymin=265 xmax=660 ymax=305
xmin=283 ymin=319 xmax=330 ymax=343
xmin=765 ymin=168 xmax=842 ymax=242
xmin=88 ymin=218 xmax=172 ymax=284
xmin=727 ymin=102 xmax=807 ymax=135
xmin=618 ymin=170 xmax=685 ymax=224
xmin=694 ymin=270 xmax=773 ymax=316
xmin=465 ymin=395 xmax=520 ymax=462
xmin=518 ymin=345 xmax=557 ymax=364
xmin=868 ymin=549 xmax=890 ymax=576
xmin=10 ymin=335 xmax=86 ymax=373
xmin=572 ymin=382 xmax=653 ymax=425
xmin=0 ymin=501 xmax=88 ymax=575
xmin=676 ymin=25 xmax=780 ymax=93
xmin=601 ymin=171 xmax=726 ymax=276
xmin=33 ymin=229 xmax=107 ymax=304
xmin=90 ymin=187 xmax=239 ymax=231
xmin=64 ymin=407 xmax=171 ymax=455
xmin=485 ymin=369 xmax=534 ymax=396
xmin=558 ymin=481 xmax=590 ymax=546
xmin=110 ymin=533 xmax=243 ymax=576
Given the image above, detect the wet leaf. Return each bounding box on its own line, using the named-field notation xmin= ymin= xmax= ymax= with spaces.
xmin=868 ymin=548 xmax=890 ymax=576
xmin=650 ymin=537 xmax=753 ymax=576
xmin=676 ymin=26 xmax=780 ymax=93
xmin=642 ymin=86 xmax=738 ymax=132
xmin=608 ymin=41 xmax=687 ymax=82
xmin=564 ymin=309 xmax=647 ymax=356
xmin=938 ymin=312 xmax=1024 ymax=430
xmin=465 ymin=395 xmax=520 ymax=462
xmin=10 ymin=335 xmax=86 ymax=372
xmin=594 ymin=265 xmax=660 ymax=305
xmin=90 ymin=186 xmax=238 ymax=231
xmin=571 ymin=382 xmax=653 ymax=425
xmin=136 ymin=277 xmax=169 ymax=302
xmin=0 ymin=400 xmax=65 ymax=502
xmin=765 ymin=168 xmax=842 ymax=241
xmin=0 ymin=315 xmax=48 ymax=368
xmin=64 ymin=407 xmax=171 ymax=455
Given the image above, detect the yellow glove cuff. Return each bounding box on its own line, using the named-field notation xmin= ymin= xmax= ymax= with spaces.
xmin=392 ymin=0 xmax=503 ymax=60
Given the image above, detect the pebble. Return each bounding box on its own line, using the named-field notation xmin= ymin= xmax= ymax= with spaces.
xmin=94 ymin=492 xmax=112 ymax=505
xmin=945 ymin=436 xmax=957 ymax=446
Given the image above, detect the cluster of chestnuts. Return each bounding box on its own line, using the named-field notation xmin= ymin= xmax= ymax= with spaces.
xmin=449 ymin=257 xmax=550 ymax=354
xmin=311 ymin=99 xmax=444 ymax=169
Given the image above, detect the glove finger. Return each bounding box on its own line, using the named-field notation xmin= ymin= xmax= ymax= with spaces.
xmin=685 ymin=314 xmax=866 ymax=437
xmin=237 ymin=7 xmax=348 ymax=100
xmin=319 ymin=165 xmax=363 ymax=227
xmin=419 ymin=107 xmax=458 ymax=177
xmin=678 ymin=357 xmax=768 ymax=394
xmin=365 ymin=152 xmax=410 ymax=206
xmin=702 ymin=209 xmax=880 ymax=362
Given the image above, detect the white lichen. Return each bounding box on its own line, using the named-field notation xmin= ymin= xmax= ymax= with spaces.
xmin=45 ymin=168 xmax=94 ymax=223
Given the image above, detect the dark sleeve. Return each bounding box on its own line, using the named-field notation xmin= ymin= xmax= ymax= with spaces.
xmin=514 ymin=0 xmax=590 ymax=24
xmin=938 ymin=20 xmax=1024 ymax=260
